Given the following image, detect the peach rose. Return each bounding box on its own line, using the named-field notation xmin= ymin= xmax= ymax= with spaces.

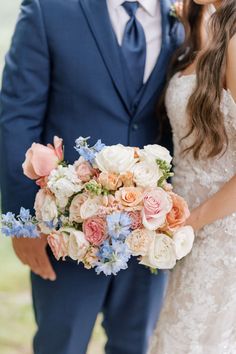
xmin=83 ymin=246 xmax=99 ymax=269
xmin=142 ymin=188 xmax=173 ymax=231
xmin=69 ymin=193 xmax=88 ymax=223
xmin=126 ymin=229 xmax=154 ymax=256
xmin=22 ymin=136 xmax=63 ymax=180
xmin=98 ymin=172 xmax=122 ymax=191
xmin=74 ymin=158 xmax=96 ymax=182
xmin=47 ymin=231 xmax=69 ymax=260
xmin=115 ymin=187 xmax=143 ymax=209
xmin=83 ymin=217 xmax=107 ymax=246
xmin=166 ymin=192 xmax=190 ymax=232
xmin=128 ymin=211 xmax=143 ymax=230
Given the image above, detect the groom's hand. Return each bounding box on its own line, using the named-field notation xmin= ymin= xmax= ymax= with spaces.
xmin=12 ymin=234 xmax=56 ymax=281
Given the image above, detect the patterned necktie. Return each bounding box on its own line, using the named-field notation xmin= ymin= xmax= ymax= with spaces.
xmin=121 ymin=1 xmax=147 ymax=95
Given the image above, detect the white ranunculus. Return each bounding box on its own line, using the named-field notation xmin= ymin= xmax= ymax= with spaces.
xmin=173 ymin=226 xmax=195 ymax=260
xmin=47 ymin=165 xmax=82 ymax=208
xmin=132 ymin=160 xmax=162 ymax=188
xmin=142 ymin=144 xmax=172 ymax=165
xmin=62 ymin=227 xmax=89 ymax=262
xmin=140 ymin=233 xmax=176 ymax=269
xmin=79 ymin=197 xmax=101 ymax=219
xmin=95 ymin=145 xmax=137 ymax=174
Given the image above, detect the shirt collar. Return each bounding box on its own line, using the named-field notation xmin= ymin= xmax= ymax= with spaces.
xmin=108 ymin=0 xmax=158 ymax=17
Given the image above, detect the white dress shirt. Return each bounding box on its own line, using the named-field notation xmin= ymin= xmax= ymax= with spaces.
xmin=107 ymin=0 xmax=162 ymax=83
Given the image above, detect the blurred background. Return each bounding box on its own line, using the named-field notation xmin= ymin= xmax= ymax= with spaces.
xmin=0 ymin=2 xmax=105 ymax=353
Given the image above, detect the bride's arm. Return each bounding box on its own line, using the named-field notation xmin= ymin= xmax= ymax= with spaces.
xmin=187 ymin=175 xmax=236 ymax=231
xmin=186 ymin=34 xmax=236 ymax=231
xmin=226 ymin=33 xmax=236 ymax=101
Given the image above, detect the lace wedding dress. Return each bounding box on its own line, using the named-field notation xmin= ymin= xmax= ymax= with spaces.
xmin=149 ymin=73 xmax=236 ymax=354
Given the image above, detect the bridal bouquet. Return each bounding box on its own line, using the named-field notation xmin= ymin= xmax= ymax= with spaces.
xmin=1 ymin=137 xmax=194 ymax=275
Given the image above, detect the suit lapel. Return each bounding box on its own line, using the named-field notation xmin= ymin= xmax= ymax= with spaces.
xmin=80 ymin=0 xmax=131 ymax=114
xmin=135 ymin=0 xmax=173 ymax=116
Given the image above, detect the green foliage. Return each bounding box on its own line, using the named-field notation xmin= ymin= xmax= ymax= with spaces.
xmin=156 ymin=159 xmax=174 ymax=188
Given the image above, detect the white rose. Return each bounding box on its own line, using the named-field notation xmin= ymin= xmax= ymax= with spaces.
xmin=62 ymin=227 xmax=89 ymax=262
xmin=80 ymin=197 xmax=101 ymax=219
xmin=140 ymin=233 xmax=176 ymax=269
xmin=95 ymin=145 xmax=137 ymax=173
xmin=142 ymin=144 xmax=172 ymax=165
xmin=173 ymin=226 xmax=195 ymax=260
xmin=132 ymin=160 xmax=162 ymax=188
xmin=41 ymin=194 xmax=58 ymax=222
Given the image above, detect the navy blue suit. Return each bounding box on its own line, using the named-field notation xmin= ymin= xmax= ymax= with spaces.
xmin=0 ymin=1 xmax=183 ymax=353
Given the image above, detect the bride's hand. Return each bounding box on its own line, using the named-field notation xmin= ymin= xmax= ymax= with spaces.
xmin=185 ymin=207 xmax=202 ymax=232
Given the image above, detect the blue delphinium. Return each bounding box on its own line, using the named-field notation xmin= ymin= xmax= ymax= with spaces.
xmin=95 ymin=240 xmax=131 ymax=276
xmin=106 ymin=212 xmax=131 ymax=241
xmin=74 ymin=136 xmax=106 ymax=164
xmin=1 ymin=208 xmax=39 ymax=238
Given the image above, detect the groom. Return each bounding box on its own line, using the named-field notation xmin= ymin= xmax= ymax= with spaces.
xmin=0 ymin=0 xmax=183 ymax=353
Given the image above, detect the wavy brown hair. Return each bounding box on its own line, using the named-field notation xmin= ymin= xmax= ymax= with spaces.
xmin=159 ymin=0 xmax=236 ymax=159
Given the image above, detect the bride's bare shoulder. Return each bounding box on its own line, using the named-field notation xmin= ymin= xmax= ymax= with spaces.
xmin=226 ymin=34 xmax=236 ymax=101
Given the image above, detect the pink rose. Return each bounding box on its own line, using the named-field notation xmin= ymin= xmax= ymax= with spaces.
xmin=128 ymin=211 xmax=143 ymax=230
xmin=83 ymin=217 xmax=107 ymax=246
xmin=75 ymin=158 xmax=96 ymax=182
xmin=22 ymin=136 xmax=63 ymax=180
xmin=166 ymin=192 xmax=190 ymax=232
xmin=142 ymin=188 xmax=173 ymax=231
xmin=47 ymin=231 xmax=68 ymax=260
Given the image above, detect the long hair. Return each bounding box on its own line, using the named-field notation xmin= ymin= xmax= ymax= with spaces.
xmin=159 ymin=0 xmax=236 ymax=159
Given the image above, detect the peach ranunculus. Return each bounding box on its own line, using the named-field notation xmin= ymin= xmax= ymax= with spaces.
xmin=165 ymin=192 xmax=190 ymax=232
xmin=83 ymin=217 xmax=107 ymax=246
xmin=47 ymin=231 xmax=69 ymax=260
xmin=74 ymin=158 xmax=96 ymax=182
xmin=69 ymin=193 xmax=88 ymax=223
xmin=128 ymin=211 xmax=143 ymax=230
xmin=126 ymin=229 xmax=154 ymax=256
xmin=98 ymin=171 xmax=122 ymax=191
xmin=142 ymin=188 xmax=173 ymax=231
xmin=22 ymin=136 xmax=63 ymax=180
xmin=115 ymin=187 xmax=143 ymax=210
xmin=83 ymin=246 xmax=99 ymax=269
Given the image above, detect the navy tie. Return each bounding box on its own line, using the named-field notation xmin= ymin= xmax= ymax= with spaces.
xmin=121 ymin=1 xmax=146 ymax=96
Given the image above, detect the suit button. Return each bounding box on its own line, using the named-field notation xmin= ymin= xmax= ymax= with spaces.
xmin=132 ymin=123 xmax=139 ymax=131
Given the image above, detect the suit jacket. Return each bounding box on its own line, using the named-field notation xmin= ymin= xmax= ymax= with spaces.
xmin=0 ymin=0 xmax=183 ymax=214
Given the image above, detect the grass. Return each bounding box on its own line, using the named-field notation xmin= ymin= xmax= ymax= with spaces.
xmin=0 ymin=238 xmax=106 ymax=354
xmin=0 ymin=2 xmax=106 ymax=353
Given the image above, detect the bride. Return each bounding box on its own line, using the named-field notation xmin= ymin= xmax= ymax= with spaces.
xmin=149 ymin=0 xmax=236 ymax=353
